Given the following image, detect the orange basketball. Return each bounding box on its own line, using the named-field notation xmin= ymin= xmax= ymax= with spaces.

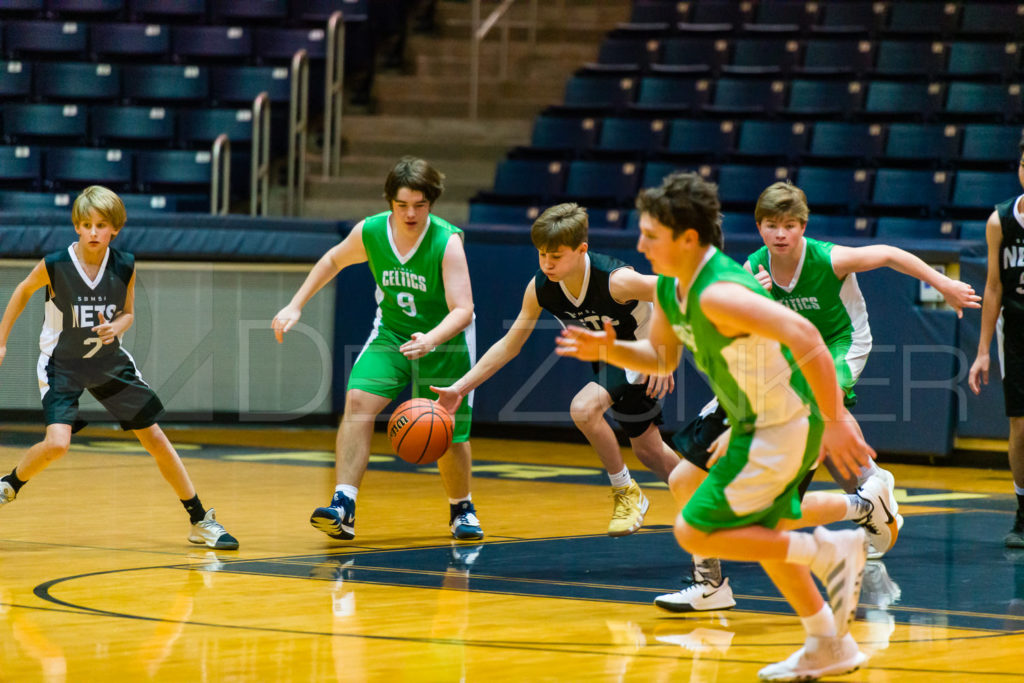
xmin=387 ymin=398 xmax=454 ymax=465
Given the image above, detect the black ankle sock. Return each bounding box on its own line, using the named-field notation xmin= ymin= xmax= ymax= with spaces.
xmin=3 ymin=467 xmax=26 ymax=493
xmin=1017 ymin=494 xmax=1024 ymax=515
xmin=181 ymin=495 xmax=206 ymax=524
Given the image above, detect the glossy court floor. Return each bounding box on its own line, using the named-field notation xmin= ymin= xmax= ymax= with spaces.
xmin=0 ymin=424 xmax=1021 ymax=682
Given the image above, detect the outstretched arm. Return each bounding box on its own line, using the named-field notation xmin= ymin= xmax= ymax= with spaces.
xmin=0 ymin=260 xmax=50 ymax=367
xmin=431 ymin=280 xmax=542 ymax=414
xmin=272 ymin=223 xmax=368 ymax=343
xmin=400 ymin=233 xmax=475 ymax=360
xmin=970 ymin=211 xmax=1004 ymax=394
xmin=700 ymin=282 xmax=874 ymax=478
xmin=831 ymin=243 xmax=981 ymax=318
xmin=555 ymin=300 xmax=683 ymax=376
xmin=608 ymin=266 xmax=657 ymax=303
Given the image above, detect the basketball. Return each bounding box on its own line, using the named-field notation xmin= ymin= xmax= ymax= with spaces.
xmin=387 ymin=398 xmax=454 ymax=465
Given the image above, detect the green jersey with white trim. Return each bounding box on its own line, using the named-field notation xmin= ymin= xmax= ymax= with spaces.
xmin=747 ymin=237 xmax=872 ymax=357
xmin=656 ymin=247 xmax=814 ymax=432
xmin=360 ymin=211 xmax=461 ymax=338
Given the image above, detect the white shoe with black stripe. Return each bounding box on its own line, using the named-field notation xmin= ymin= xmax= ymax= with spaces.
xmin=809 ymin=527 xmax=867 ymax=636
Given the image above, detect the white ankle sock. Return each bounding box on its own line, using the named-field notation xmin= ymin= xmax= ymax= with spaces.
xmin=609 ymin=466 xmax=631 ymax=489
xmin=335 ymin=484 xmax=358 ymax=501
xmin=801 ymin=604 xmax=838 ymax=638
xmin=857 ymin=461 xmax=879 ymax=486
xmin=449 ymin=494 xmax=471 ymax=505
xmin=844 ymin=493 xmax=871 ymax=521
xmin=785 ymin=531 xmax=818 ymax=565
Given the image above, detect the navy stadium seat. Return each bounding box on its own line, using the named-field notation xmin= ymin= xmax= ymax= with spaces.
xmin=798 ymin=38 xmax=874 ymax=76
xmin=630 ymin=1 xmax=681 ymax=24
xmin=595 ymin=117 xmax=666 ymax=154
xmin=809 ymin=215 xmax=874 ymax=239
xmin=658 ymin=37 xmax=727 ymax=73
xmin=719 ymin=211 xmax=753 ymax=235
xmin=468 ymin=202 xmax=541 ymax=227
xmin=209 ymin=0 xmax=288 ymax=22
xmin=946 ymin=41 xmax=1019 ymax=79
xmin=254 ymin=27 xmax=328 ymax=62
xmin=46 ymin=147 xmax=132 ymax=189
xmin=492 ymin=159 xmax=566 ymax=200
xmin=723 ymin=38 xmax=800 ymax=75
xmin=177 ymin=107 xmax=254 ymax=146
xmin=704 ymin=78 xmax=786 ymax=116
xmin=35 ymin=62 xmax=120 ymax=101
xmin=641 ymin=161 xmax=709 ymax=189
xmin=588 ymin=207 xmax=628 ymax=229
xmin=90 ymin=22 xmax=170 ymax=59
xmin=959 ymin=220 xmax=988 ymax=242
xmin=665 ymin=119 xmax=736 ymax=158
xmin=564 ymin=160 xmax=641 ymax=202
xmin=945 ymin=82 xmax=1022 ymax=121
xmin=563 ymin=74 xmax=636 ymax=111
xmin=874 ymin=40 xmax=947 ymax=78
xmin=210 ymin=65 xmax=291 ymax=106
xmin=784 ymin=79 xmax=863 ymax=117
xmin=0 ymin=60 xmax=31 ymax=99
xmin=875 ymin=217 xmax=958 ymax=240
xmin=870 ymin=169 xmax=951 ymax=213
xmin=633 ymin=74 xmax=711 ymax=112
xmin=864 ymin=81 xmax=943 ymax=119
xmin=735 ymin=120 xmax=809 ymax=160
xmin=173 ymin=26 xmax=253 ymax=61
xmin=808 ymin=122 xmax=884 ymax=161
xmin=530 ymin=114 xmax=599 ymax=153
xmin=3 ymin=103 xmax=87 ymax=143
xmin=136 ymin=149 xmax=214 ymax=189
xmin=290 ymin=0 xmax=368 ymax=22
xmin=91 ymin=105 xmax=174 ymax=146
xmin=749 ymin=0 xmax=817 ymax=31
xmin=794 ymin=166 xmax=870 ymax=211
xmin=716 ymin=164 xmax=791 ymax=207
xmin=124 ymin=64 xmax=209 ymax=103
xmin=4 ymin=20 xmax=86 ymax=57
xmin=883 ymin=2 xmax=958 ymax=37
xmin=958 ymin=3 xmax=1024 ymax=38
xmin=883 ymin=124 xmax=960 ymax=163
xmin=950 ymin=171 xmax=1023 ymax=210
xmin=597 ymin=35 xmax=658 ymax=68
xmin=812 ymin=1 xmax=885 ymax=35
xmin=129 ymin=0 xmax=205 ymax=20
xmin=118 ymin=193 xmax=179 ymax=213
xmin=0 ymin=191 xmax=74 ymax=210
xmin=690 ymin=0 xmax=749 ymax=27
xmin=0 ymin=0 xmax=44 ymax=14
xmin=961 ymin=124 xmax=1023 ymax=164
xmin=0 ymin=145 xmax=42 ymax=188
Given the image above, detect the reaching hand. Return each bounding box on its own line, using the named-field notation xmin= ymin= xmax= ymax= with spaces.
xmin=272 ymin=305 xmax=301 ymax=344
xmin=554 ymin=320 xmax=616 ymax=362
xmin=754 ymin=264 xmax=773 ymax=291
xmin=706 ymin=426 xmax=731 ymax=468
xmin=400 ymin=332 xmax=435 ymax=360
xmin=821 ymin=411 xmax=875 ymax=480
xmin=640 ymin=372 xmax=674 ymax=399
xmin=91 ymin=311 xmax=118 ymax=345
xmin=969 ymin=353 xmax=990 ymax=395
xmin=430 ymin=384 xmax=463 ymax=415
xmin=939 ymin=279 xmax=982 ymax=319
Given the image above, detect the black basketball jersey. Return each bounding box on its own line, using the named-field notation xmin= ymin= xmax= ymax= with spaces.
xmin=533 ymin=252 xmax=650 ymax=341
xmin=41 ymin=245 xmax=134 ymax=361
xmin=996 ymin=195 xmax=1024 ymax=332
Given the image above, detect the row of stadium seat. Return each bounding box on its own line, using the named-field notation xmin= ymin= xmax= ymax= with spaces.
xmin=596 ymin=34 xmax=1022 ymax=80
xmin=481 ymin=159 xmax=1021 ymax=216
xmin=0 ymin=21 xmax=328 ymax=62
xmin=0 ymin=0 xmax=367 ymax=24
xmin=1 ymin=145 xmax=247 ymax=193
xmin=524 ymin=116 xmax=1021 ymax=168
xmin=0 ymin=61 xmax=293 ymax=105
xmin=468 ymin=201 xmax=987 ymax=241
xmin=558 ymin=74 xmax=1023 ymax=121
xmin=0 ymin=188 xmax=200 ymax=213
xmin=630 ymin=0 xmax=1024 ymax=38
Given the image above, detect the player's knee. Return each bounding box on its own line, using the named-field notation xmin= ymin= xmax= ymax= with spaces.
xmin=569 ymin=394 xmax=602 ymax=426
xmin=673 ymin=515 xmax=704 ymax=554
xmin=42 ymin=434 xmax=70 ymax=456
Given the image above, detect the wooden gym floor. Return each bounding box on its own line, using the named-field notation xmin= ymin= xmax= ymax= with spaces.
xmin=0 ymin=423 xmax=1021 ymax=682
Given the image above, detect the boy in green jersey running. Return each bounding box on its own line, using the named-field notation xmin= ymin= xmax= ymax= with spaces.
xmin=661 ymin=181 xmax=981 ymax=611
xmin=557 ymin=172 xmax=875 ymax=681
xmin=272 ymin=157 xmax=483 ymax=542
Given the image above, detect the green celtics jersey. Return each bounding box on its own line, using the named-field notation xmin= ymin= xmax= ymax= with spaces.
xmin=747 ymin=237 xmax=871 ymax=400
xmin=361 ymin=211 xmax=461 ymax=338
xmin=656 ymin=247 xmax=814 ymax=432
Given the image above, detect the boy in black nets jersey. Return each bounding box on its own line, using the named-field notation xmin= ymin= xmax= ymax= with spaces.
xmin=0 ymin=186 xmax=238 ymax=550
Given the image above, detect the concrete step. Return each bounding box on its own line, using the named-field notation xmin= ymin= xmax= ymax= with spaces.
xmin=310 ymin=154 xmax=498 ymax=183
xmin=302 ymin=197 xmax=470 ymax=226
xmin=306 ymin=175 xmax=485 ymax=204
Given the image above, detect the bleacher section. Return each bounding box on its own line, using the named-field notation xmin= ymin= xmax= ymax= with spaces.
xmin=0 ymin=0 xmax=368 ymax=213
xmin=470 ymin=0 xmax=1024 ymax=241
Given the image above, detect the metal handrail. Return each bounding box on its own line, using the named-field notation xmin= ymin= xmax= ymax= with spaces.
xmin=322 ymin=10 xmax=346 ymax=178
xmin=469 ymin=0 xmax=538 ymax=120
xmin=250 ymin=92 xmax=270 ymax=216
xmin=286 ymin=49 xmax=309 ymax=217
xmin=210 ymin=133 xmax=230 ymax=215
